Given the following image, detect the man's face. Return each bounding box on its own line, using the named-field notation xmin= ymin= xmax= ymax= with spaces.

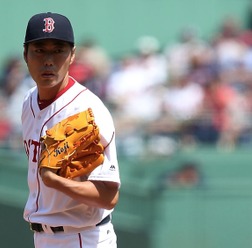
xmin=24 ymin=39 xmax=75 ymax=90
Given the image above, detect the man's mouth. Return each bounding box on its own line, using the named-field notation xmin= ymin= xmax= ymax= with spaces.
xmin=41 ymin=72 xmax=55 ymax=78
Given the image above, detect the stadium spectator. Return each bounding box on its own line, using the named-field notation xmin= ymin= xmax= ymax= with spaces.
xmin=0 ymin=15 xmax=252 ymax=152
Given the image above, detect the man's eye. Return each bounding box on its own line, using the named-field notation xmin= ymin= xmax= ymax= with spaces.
xmin=35 ymin=49 xmax=43 ymax=53
xmin=55 ymin=49 xmax=64 ymax=53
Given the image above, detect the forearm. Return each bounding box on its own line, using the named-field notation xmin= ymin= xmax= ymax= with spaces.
xmin=41 ymin=169 xmax=119 ymax=210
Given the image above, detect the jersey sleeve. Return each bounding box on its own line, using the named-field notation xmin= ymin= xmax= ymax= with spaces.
xmin=87 ymin=101 xmax=120 ymax=185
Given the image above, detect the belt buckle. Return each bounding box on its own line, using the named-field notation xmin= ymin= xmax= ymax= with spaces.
xmin=43 ymin=224 xmax=55 ymax=234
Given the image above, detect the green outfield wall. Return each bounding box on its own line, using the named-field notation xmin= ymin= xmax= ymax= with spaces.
xmin=0 ymin=147 xmax=252 ymax=248
xmin=0 ymin=0 xmax=250 ymax=69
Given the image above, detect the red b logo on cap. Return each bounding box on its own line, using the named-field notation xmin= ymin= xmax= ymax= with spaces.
xmin=43 ymin=17 xmax=55 ymax=33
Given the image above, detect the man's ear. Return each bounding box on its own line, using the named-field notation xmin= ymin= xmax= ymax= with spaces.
xmin=23 ymin=47 xmax=28 ymax=63
xmin=70 ymin=47 xmax=76 ymax=65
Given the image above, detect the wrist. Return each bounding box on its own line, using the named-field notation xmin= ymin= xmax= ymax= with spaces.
xmin=40 ymin=167 xmax=59 ymax=187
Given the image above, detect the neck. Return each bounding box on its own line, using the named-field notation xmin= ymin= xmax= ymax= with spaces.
xmin=38 ymin=75 xmax=69 ymax=101
xmin=37 ymin=76 xmax=75 ymax=110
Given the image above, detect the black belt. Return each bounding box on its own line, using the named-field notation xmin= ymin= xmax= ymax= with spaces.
xmin=30 ymin=214 xmax=111 ymax=233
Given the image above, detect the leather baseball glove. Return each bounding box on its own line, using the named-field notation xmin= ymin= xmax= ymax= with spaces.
xmin=39 ymin=108 xmax=104 ymax=179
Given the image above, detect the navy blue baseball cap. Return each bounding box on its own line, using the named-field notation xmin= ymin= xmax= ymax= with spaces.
xmin=24 ymin=12 xmax=74 ymax=45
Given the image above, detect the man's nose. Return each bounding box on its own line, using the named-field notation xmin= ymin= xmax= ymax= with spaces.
xmin=44 ymin=52 xmax=54 ymax=66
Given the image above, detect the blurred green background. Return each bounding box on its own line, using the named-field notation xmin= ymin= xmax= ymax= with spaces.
xmin=0 ymin=0 xmax=250 ymax=67
xmin=1 ymin=1 xmax=252 ymax=248
xmin=1 ymin=147 xmax=252 ymax=248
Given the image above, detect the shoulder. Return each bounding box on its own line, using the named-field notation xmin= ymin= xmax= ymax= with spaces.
xmin=70 ymin=77 xmax=112 ymax=114
xmin=21 ymin=86 xmax=37 ymax=122
xmin=23 ymin=86 xmax=37 ymax=104
xmin=71 ymin=79 xmax=105 ymax=107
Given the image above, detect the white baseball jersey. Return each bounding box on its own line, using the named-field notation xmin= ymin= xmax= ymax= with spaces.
xmin=21 ymin=77 xmax=120 ymax=228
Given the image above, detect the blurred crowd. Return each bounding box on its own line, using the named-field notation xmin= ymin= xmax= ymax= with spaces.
xmin=1 ymin=16 xmax=252 ymax=156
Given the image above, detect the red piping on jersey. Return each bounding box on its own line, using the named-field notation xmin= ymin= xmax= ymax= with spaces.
xmin=104 ymin=131 xmax=115 ymax=150
xmin=78 ymin=233 xmax=83 ymax=248
xmin=30 ymin=96 xmax=35 ymax=118
xmin=34 ymin=87 xmax=88 ymax=213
